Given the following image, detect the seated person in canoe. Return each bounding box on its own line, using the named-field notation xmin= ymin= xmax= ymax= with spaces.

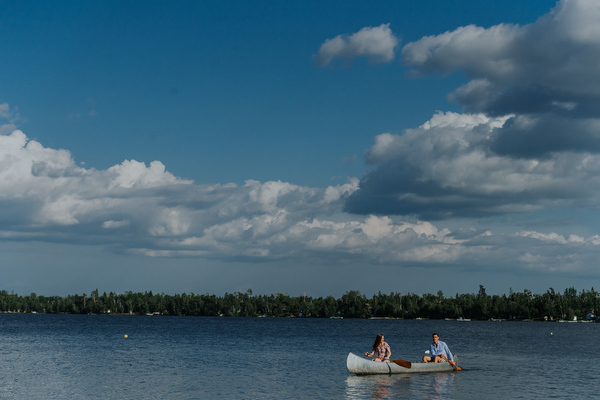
xmin=365 ymin=333 xmax=391 ymax=362
xmin=422 ymin=333 xmax=455 ymax=367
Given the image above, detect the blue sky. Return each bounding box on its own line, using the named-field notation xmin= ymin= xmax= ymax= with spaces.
xmin=3 ymin=0 xmax=600 ymax=298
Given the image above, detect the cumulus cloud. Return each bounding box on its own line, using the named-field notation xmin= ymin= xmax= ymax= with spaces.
xmin=346 ymin=111 xmax=600 ymax=218
xmin=402 ymin=0 xmax=600 ymax=116
xmin=0 ymin=128 xmax=359 ymax=258
xmin=314 ymin=24 xmax=398 ymax=67
xmin=397 ymin=0 xmax=600 ymax=171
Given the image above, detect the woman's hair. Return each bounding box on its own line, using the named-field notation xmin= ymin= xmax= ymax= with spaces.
xmin=372 ymin=334 xmax=384 ymax=351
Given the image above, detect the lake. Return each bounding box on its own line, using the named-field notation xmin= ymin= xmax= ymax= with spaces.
xmin=0 ymin=314 xmax=595 ymax=399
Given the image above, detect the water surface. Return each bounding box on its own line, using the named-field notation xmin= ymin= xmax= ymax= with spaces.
xmin=0 ymin=314 xmax=595 ymax=399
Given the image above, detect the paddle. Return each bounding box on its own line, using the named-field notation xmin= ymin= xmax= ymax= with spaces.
xmin=440 ymin=354 xmax=462 ymax=371
xmin=365 ymin=352 xmax=412 ymax=369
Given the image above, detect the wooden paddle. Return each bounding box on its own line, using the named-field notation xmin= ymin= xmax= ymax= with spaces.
xmin=440 ymin=354 xmax=462 ymax=371
xmin=365 ymin=353 xmax=412 ymax=369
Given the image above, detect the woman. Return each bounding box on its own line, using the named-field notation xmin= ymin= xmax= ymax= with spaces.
xmin=365 ymin=333 xmax=391 ymax=362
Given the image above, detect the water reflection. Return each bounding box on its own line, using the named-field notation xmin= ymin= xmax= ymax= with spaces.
xmin=345 ymin=372 xmax=455 ymax=400
xmin=431 ymin=372 xmax=455 ymax=399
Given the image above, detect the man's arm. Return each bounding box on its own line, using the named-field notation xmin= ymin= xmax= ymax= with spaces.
xmin=442 ymin=342 xmax=454 ymax=361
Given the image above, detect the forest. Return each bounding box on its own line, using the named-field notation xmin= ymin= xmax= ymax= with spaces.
xmin=0 ymin=286 xmax=598 ymax=321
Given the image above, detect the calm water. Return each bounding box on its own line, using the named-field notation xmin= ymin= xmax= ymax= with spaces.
xmin=0 ymin=314 xmax=596 ymax=399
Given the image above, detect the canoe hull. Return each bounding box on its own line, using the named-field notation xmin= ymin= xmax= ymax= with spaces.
xmin=346 ymin=352 xmax=457 ymax=375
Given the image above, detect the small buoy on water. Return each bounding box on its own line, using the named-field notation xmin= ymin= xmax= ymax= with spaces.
xmin=124 ymin=334 xmax=128 ymax=338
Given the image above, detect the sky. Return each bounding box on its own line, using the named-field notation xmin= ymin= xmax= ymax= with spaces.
xmin=2 ymin=0 xmax=600 ymax=298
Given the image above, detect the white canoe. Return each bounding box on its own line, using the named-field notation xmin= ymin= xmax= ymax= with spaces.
xmin=346 ymin=352 xmax=458 ymax=375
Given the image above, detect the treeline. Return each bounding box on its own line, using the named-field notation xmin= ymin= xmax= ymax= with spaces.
xmin=0 ymin=286 xmax=598 ymax=321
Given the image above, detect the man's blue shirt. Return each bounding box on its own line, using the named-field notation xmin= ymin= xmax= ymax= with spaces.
xmin=430 ymin=340 xmax=454 ymax=361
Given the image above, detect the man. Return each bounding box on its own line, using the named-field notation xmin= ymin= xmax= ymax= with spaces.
xmin=422 ymin=333 xmax=455 ymax=366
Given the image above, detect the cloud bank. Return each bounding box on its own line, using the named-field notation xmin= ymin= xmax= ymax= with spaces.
xmin=3 ymin=126 xmax=481 ymax=265
xmin=346 ymin=0 xmax=600 ymax=222
xmin=1 ymin=123 xmax=600 ymax=278
xmin=2 ymin=127 xmax=483 ymax=266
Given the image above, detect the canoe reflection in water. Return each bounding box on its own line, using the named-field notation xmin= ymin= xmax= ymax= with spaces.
xmin=432 ymin=373 xmax=456 ymax=399
xmin=344 ymin=372 xmax=455 ymax=400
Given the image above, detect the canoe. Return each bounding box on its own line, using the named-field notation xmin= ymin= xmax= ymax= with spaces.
xmin=346 ymin=352 xmax=458 ymax=375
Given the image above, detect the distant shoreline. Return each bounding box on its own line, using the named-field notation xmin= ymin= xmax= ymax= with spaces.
xmin=0 ymin=311 xmax=594 ymax=323
xmin=0 ymin=286 xmax=597 ymax=322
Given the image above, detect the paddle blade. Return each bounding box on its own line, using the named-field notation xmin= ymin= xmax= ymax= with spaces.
xmin=393 ymin=359 xmax=411 ymax=369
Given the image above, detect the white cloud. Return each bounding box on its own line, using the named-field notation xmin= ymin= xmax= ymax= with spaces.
xmin=402 ymin=0 xmax=600 ymax=113
xmin=102 ymin=220 xmax=131 ymax=229
xmin=314 ymin=24 xmax=398 ymax=67
xmin=517 ymin=231 xmax=592 ymax=245
xmin=402 ymin=24 xmax=520 ymax=77
xmin=347 ymin=110 xmax=600 ymax=219
xmin=107 ymin=159 xmax=182 ymax=189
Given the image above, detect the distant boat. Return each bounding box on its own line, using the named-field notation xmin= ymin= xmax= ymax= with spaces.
xmin=457 ymin=317 xmax=471 ymax=321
